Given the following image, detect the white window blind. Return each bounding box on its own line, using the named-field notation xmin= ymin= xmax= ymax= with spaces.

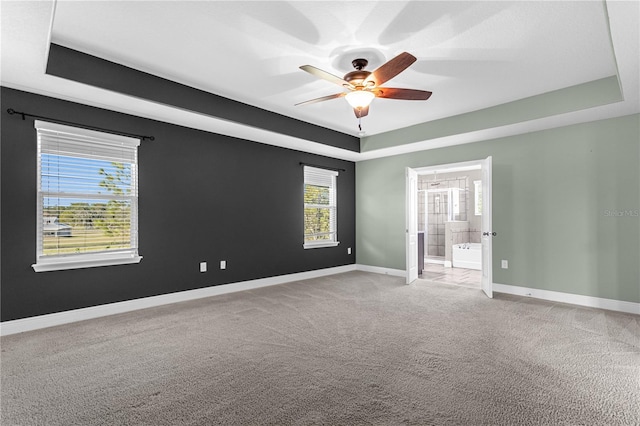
xmin=33 ymin=120 xmax=142 ymax=272
xmin=303 ymin=166 xmax=339 ymax=249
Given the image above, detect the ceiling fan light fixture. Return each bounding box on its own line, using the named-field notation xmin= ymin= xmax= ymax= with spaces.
xmin=345 ymin=90 xmax=375 ymax=109
xmin=297 ymin=52 xmax=429 ymax=122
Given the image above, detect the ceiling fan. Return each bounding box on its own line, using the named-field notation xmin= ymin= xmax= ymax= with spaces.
xmin=296 ymin=52 xmax=432 ymax=125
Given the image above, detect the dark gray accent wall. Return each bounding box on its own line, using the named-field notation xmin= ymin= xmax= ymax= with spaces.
xmin=1 ymin=87 xmax=356 ymax=321
xmin=46 ymin=43 xmax=360 ymax=152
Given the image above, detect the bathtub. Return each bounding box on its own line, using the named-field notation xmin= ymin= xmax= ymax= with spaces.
xmin=452 ymin=243 xmax=482 ymax=270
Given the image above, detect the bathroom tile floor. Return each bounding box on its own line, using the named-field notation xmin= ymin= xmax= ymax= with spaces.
xmin=420 ymin=262 xmax=482 ymax=288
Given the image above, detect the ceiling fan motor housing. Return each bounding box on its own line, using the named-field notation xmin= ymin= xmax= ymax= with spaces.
xmin=344 ymin=59 xmax=371 ymax=85
xmin=344 ymin=71 xmax=371 ymax=84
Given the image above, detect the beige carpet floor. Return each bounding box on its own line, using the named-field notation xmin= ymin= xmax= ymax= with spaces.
xmin=1 ymin=271 xmax=639 ymax=425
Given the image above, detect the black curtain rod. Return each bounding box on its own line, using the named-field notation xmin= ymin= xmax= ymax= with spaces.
xmin=6 ymin=108 xmax=155 ymax=141
xmin=299 ymin=162 xmax=346 ymax=172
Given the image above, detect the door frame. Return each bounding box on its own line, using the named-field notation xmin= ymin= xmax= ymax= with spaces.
xmin=405 ymin=167 xmax=419 ymax=284
xmin=405 ymin=158 xmax=493 ymax=297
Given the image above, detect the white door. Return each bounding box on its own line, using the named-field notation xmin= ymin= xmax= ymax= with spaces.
xmin=481 ymin=156 xmax=493 ymax=298
xmin=406 ymin=167 xmax=419 ymax=284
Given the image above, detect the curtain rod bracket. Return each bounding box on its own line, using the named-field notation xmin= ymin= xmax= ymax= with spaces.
xmin=7 ymin=108 xmax=25 ymax=120
xmin=7 ymin=108 xmax=154 ymax=141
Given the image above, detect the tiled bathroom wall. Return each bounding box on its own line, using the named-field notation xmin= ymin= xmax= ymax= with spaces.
xmin=418 ymin=174 xmax=469 ymax=258
xmin=445 ymin=221 xmax=469 ymax=263
xmin=427 ymin=191 xmax=447 ymax=256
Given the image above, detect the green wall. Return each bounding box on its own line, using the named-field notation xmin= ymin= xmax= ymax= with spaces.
xmin=361 ymin=76 xmax=622 ymax=152
xmin=356 ymin=114 xmax=640 ymax=303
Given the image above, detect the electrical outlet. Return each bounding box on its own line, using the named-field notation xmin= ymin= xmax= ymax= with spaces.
xmin=347 ymin=247 xmax=352 ymax=255
xmin=501 ymin=260 xmax=508 ymax=269
xmin=220 ymin=260 xmax=226 ymax=270
xmin=200 ymin=262 xmax=207 ymax=273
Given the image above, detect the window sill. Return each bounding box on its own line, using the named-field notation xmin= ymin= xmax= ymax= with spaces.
xmin=303 ymin=242 xmax=340 ymax=249
xmin=32 ymin=255 xmax=143 ymax=272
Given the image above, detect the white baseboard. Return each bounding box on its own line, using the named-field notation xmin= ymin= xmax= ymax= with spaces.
xmin=493 ymin=283 xmax=640 ymax=315
xmin=0 ymin=264 xmax=357 ymax=336
xmin=356 ymin=264 xmax=406 ymax=277
xmin=351 ymin=265 xmax=639 ymax=315
xmin=4 ymin=267 xmax=636 ymax=336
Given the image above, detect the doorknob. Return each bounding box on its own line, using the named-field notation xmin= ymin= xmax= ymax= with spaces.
xmin=483 ymin=232 xmax=497 ymax=236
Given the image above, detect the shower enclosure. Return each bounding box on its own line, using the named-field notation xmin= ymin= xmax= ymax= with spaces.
xmin=418 ymin=175 xmax=468 ymax=262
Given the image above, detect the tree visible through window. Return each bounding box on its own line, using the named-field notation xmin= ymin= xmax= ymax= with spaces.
xmin=303 ymin=166 xmax=339 ymax=248
xmin=33 ymin=121 xmax=141 ymax=271
xmin=42 ymin=159 xmax=133 ymax=255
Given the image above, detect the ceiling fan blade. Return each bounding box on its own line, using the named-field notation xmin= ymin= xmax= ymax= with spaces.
xmin=300 ymin=65 xmax=354 ymax=88
xmin=353 ymin=106 xmax=369 ymax=118
xmin=295 ymin=92 xmax=346 ymax=106
xmin=364 ymin=52 xmax=417 ymax=87
xmin=375 ymin=87 xmax=432 ymax=100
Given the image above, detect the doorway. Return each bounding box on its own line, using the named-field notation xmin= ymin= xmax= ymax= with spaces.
xmin=406 ymin=157 xmax=493 ymax=298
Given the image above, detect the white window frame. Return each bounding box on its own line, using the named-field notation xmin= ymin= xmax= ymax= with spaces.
xmin=32 ymin=120 xmax=142 ymax=272
xmin=474 ymin=180 xmax=482 ymax=216
xmin=303 ymin=166 xmax=339 ymax=249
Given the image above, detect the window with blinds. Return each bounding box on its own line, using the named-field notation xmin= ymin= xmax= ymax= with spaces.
xmin=303 ymin=166 xmax=339 ymax=249
xmin=474 ymin=180 xmax=483 ymax=216
xmin=32 ymin=120 xmax=142 ymax=272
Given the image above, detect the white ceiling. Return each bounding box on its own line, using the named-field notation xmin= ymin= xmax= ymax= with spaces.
xmin=1 ymin=1 xmax=638 ymax=161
